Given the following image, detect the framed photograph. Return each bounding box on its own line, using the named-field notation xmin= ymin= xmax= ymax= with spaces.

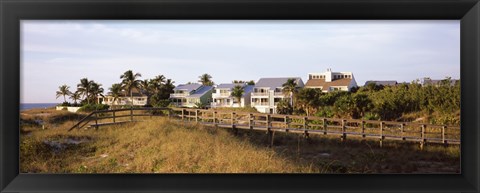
xmin=1 ymin=0 xmax=479 ymax=192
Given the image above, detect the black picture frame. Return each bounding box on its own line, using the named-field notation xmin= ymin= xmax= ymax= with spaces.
xmin=1 ymin=0 xmax=479 ymax=192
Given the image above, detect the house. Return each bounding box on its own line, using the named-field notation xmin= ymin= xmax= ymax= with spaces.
xmin=304 ymin=68 xmax=358 ymax=92
xmin=364 ymin=80 xmax=398 ymax=87
xmin=211 ymin=83 xmax=254 ymax=108
xmin=421 ymin=77 xmax=459 ymax=87
xmin=102 ymin=88 xmax=148 ymax=106
xmin=251 ymin=77 xmax=304 ymax=114
xmin=169 ymin=83 xmax=213 ymax=108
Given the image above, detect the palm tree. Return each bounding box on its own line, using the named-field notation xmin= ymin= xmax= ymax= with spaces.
xmin=89 ymin=82 xmax=104 ymax=104
xmin=56 ymin=84 xmax=71 ymax=103
xmin=231 ymin=85 xmax=244 ymax=106
xmin=198 ymin=73 xmax=214 ymax=86
xmin=77 ymin=78 xmax=93 ymax=104
xmin=120 ymin=70 xmax=142 ymax=106
xmin=109 ymin=83 xmax=123 ymax=106
xmin=69 ymin=91 xmax=82 ymax=106
xmin=282 ymin=78 xmax=298 ymax=106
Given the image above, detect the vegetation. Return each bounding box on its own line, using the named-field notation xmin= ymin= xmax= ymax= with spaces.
xmin=120 ymin=70 xmax=142 ymax=106
xmin=198 ymin=73 xmax=214 ymax=86
xmin=232 ymin=80 xmax=255 ymax=85
xmin=231 ymin=85 xmax=244 ymax=104
xmin=78 ymin=104 xmax=110 ymax=112
xmin=56 ymin=84 xmax=71 ymax=103
xmin=20 ymin=109 xmax=460 ymax=173
xmin=278 ymin=78 xmax=460 ymax=126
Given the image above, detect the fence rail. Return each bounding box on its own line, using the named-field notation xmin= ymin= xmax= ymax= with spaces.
xmin=68 ymin=107 xmax=460 ymax=148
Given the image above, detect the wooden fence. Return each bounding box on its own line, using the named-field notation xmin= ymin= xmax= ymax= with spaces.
xmin=68 ymin=107 xmax=460 ymax=148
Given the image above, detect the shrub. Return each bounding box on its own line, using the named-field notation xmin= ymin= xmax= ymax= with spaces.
xmin=58 ymin=102 xmax=71 ymax=107
xmin=78 ymin=104 xmax=110 ymax=112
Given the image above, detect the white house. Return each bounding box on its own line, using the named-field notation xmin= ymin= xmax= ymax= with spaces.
xmin=251 ymin=77 xmax=304 ymax=114
xmin=102 ymin=88 xmax=148 ymax=106
xmin=169 ymin=83 xmax=213 ymax=108
xmin=211 ymin=83 xmax=254 ymax=108
xmin=304 ymin=68 xmax=358 ymax=92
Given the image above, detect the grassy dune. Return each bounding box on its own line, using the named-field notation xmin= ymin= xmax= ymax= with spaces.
xmin=20 ymin=108 xmax=460 ymax=173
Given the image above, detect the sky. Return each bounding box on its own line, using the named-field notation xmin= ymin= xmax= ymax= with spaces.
xmin=21 ymin=20 xmax=460 ymax=103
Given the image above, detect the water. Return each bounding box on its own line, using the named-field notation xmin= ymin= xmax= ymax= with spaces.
xmin=20 ymin=103 xmax=57 ymax=111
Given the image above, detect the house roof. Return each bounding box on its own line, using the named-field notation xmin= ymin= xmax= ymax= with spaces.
xmin=174 ymin=83 xmax=202 ymax=92
xmin=364 ymin=80 xmax=398 ymax=86
xmin=186 ymin=86 xmax=213 ymax=98
xmin=423 ymin=78 xmax=458 ymax=86
xmin=305 ymin=78 xmax=352 ymax=91
xmin=216 ymin=83 xmax=246 ymax=89
xmin=255 ymin=77 xmax=303 ymax=90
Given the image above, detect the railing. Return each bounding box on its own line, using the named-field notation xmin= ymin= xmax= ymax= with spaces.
xmin=274 ymin=92 xmax=286 ymax=96
xmin=251 ymin=102 xmax=269 ymax=106
xmin=68 ymin=107 xmax=461 ymax=149
xmin=170 ymin=108 xmax=460 ymax=149
xmin=170 ymin=93 xmax=189 ymax=97
xmin=251 ymin=92 xmax=269 ymax=96
xmin=68 ymin=107 xmax=173 ymax=131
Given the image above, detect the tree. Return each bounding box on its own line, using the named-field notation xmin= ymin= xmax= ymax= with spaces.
xmin=276 ymin=99 xmax=293 ymax=115
xmin=247 ymin=80 xmax=255 ymax=85
xmin=77 ymin=78 xmax=93 ymax=104
xmin=231 ymin=85 xmax=244 ymax=105
xmin=69 ymin=90 xmax=82 ymax=105
xmin=282 ymin=78 xmax=298 ymax=106
xmin=120 ymin=70 xmax=142 ymax=106
xmin=140 ymin=79 xmax=154 ymax=105
xmin=108 ymin=83 xmax=123 ymax=106
xmin=56 ymin=84 xmax=71 ymax=103
xmin=198 ymin=73 xmax=214 ymax=86
xmin=89 ymin=82 xmax=104 ymax=104
xmin=352 ymin=93 xmax=374 ymax=118
xmin=295 ymin=88 xmax=322 ymax=116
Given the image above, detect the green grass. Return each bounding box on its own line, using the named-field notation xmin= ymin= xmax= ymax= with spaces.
xmin=20 ymin=108 xmax=460 ymax=173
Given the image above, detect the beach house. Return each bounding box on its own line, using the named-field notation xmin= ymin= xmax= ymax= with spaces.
xmin=304 ymin=68 xmax=357 ymax=92
xmin=211 ymin=83 xmax=254 ymax=108
xmin=102 ymin=88 xmax=148 ymax=106
xmin=251 ymin=77 xmax=304 ymax=114
xmin=169 ymin=83 xmax=213 ymax=108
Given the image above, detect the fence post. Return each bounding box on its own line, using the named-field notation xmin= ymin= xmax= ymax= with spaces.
xmin=181 ymin=109 xmax=184 ymax=121
xmin=401 ymin=123 xmax=405 ymax=140
xmin=379 ymin=121 xmax=384 ymax=147
xmin=420 ymin=124 xmax=425 ymax=150
xmin=361 ymin=120 xmax=365 ymax=138
xmin=323 ymin=118 xmax=327 ymax=135
xmin=442 ymin=125 xmax=446 ymax=145
xmin=113 ymin=111 xmax=116 ymax=123
xmin=94 ymin=112 xmax=99 ymax=130
xmin=341 ymin=119 xmax=346 ymax=142
xmin=232 ymin=112 xmax=238 ymax=135
xmin=195 ymin=109 xmax=199 ymax=123
xmin=130 ymin=107 xmax=133 ymax=122
xmin=249 ymin=114 xmax=253 ymax=129
xmin=303 ymin=117 xmax=309 ymax=139
xmin=213 ymin=111 xmax=217 ymax=126
xmin=267 ymin=114 xmax=274 ymax=147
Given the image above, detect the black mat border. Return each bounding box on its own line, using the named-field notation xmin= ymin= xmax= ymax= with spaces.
xmin=1 ymin=0 xmax=479 ymax=192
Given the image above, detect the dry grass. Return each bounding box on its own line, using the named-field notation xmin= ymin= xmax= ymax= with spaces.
xmin=20 ymin=108 xmax=460 ymax=174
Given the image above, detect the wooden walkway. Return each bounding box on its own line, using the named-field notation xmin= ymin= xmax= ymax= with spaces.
xmin=68 ymin=107 xmax=461 ymax=149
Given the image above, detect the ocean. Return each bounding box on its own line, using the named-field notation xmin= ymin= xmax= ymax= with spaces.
xmin=20 ymin=103 xmax=58 ymax=111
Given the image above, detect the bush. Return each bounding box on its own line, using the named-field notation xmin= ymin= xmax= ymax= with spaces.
xmin=152 ymin=99 xmax=171 ymax=108
xmin=57 ymin=102 xmax=71 ymax=107
xmin=78 ymin=104 xmax=110 ymax=112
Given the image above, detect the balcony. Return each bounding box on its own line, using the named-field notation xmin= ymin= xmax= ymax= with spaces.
xmin=212 ymin=93 xmax=231 ymax=98
xmin=274 ymin=92 xmax=286 ymax=97
xmin=251 ymin=102 xmax=269 ymax=106
xmin=170 ymin=93 xmax=188 ymax=97
xmin=251 ymin=92 xmax=269 ymax=97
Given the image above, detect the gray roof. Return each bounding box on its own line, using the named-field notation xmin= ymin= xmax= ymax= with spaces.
xmin=216 ymin=83 xmax=246 ymax=89
xmin=174 ymin=83 xmax=202 ymax=92
xmin=242 ymin=85 xmax=254 ymax=96
xmin=423 ymin=78 xmax=458 ymax=86
xmin=186 ymin=86 xmax=213 ymax=98
xmin=364 ymin=80 xmax=398 ymax=86
xmin=255 ymin=77 xmax=304 ymax=90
